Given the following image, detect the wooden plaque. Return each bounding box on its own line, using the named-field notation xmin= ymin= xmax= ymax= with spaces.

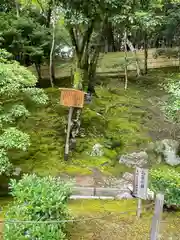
xmin=60 ymin=88 xmax=85 ymax=108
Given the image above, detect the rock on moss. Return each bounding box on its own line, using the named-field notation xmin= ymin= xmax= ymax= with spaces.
xmin=119 ymin=151 xmax=148 ymax=168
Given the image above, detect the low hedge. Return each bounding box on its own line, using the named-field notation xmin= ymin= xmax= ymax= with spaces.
xmin=150 ymin=169 xmax=180 ymax=207
xmin=4 ymin=174 xmax=72 ymax=240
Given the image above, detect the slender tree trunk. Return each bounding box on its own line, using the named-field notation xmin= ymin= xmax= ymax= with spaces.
xmin=46 ymin=0 xmax=53 ymax=28
xmin=88 ymin=47 xmax=100 ymax=94
xmin=144 ymin=32 xmax=148 ymax=74
xmin=178 ymin=39 xmax=180 ymax=71
xmin=105 ymin=39 xmax=108 ymax=53
xmin=126 ymin=38 xmax=141 ymax=76
xmin=35 ymin=63 xmax=42 ymax=80
xmin=51 ymin=59 xmax=55 ymax=81
xmin=124 ymin=31 xmax=128 ymax=90
xmin=107 ymin=23 xmax=115 ymax=52
xmin=15 ymin=0 xmax=19 ymax=18
xmin=49 ymin=10 xmax=55 ymax=88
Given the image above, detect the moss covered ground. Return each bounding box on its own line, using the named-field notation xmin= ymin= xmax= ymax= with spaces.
xmin=0 ymin=198 xmax=179 ymax=239
xmin=68 ymin=199 xmax=180 ymax=240
xmin=1 ymin=54 xmax=180 ymax=239
xmin=8 ymin=67 xmax=180 ymax=177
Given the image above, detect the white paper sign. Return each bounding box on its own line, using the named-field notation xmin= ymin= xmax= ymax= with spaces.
xmin=133 ymin=167 xmax=149 ymax=199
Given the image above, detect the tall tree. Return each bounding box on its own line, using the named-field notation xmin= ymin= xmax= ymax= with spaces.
xmin=0 ymin=12 xmax=51 ymax=80
xmin=134 ymin=0 xmax=163 ymax=74
xmin=57 ymin=0 xmax=127 ymax=158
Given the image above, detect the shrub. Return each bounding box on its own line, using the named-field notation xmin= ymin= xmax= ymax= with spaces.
xmin=0 ymin=49 xmax=48 ymax=174
xmin=150 ymin=169 xmax=180 ymax=207
xmin=162 ymin=74 xmax=180 ymax=121
xmin=4 ymin=174 xmax=72 ymax=240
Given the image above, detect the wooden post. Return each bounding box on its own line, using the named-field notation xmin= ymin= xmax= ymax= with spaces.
xmin=150 ymin=193 xmax=164 ymax=240
xmin=64 ymin=107 xmax=73 ymax=160
xmin=124 ymin=31 xmax=128 ymax=90
xmin=59 ymin=88 xmax=85 ymax=160
xmin=137 ymin=198 xmax=142 ymax=218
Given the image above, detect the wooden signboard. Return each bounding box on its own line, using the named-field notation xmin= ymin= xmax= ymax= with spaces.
xmin=60 ymin=88 xmax=85 ymax=108
xmin=133 ymin=167 xmax=149 ymax=200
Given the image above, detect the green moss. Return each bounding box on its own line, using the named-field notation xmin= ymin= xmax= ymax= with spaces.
xmin=9 ymin=71 xmax=176 ymax=177
xmin=152 ymin=162 xmax=180 ymax=173
xmin=61 ymin=165 xmax=92 ymax=176
xmin=104 ymin=163 xmax=133 ymax=177
xmin=0 ymin=197 xmax=13 ymax=218
xmin=68 ymin=199 xmax=137 ymax=216
xmin=68 ymin=198 xmax=180 ymax=240
xmin=103 ymin=149 xmax=117 ymax=159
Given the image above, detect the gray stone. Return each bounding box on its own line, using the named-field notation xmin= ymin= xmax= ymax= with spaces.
xmin=122 ymin=172 xmax=134 ymax=182
xmin=12 ymin=167 xmax=22 ymax=176
xmin=111 ymin=179 xmax=129 ymax=189
xmin=119 ymin=151 xmax=148 ymax=168
xmin=161 ymin=139 xmax=180 ymax=166
xmin=147 ymin=139 xmax=180 ymax=166
xmin=116 ymin=191 xmax=133 ymax=199
xmin=90 ymin=143 xmax=104 ymax=157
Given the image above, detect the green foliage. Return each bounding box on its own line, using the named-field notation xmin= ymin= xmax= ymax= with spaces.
xmin=162 ymin=3 xmax=180 ymax=42
xmin=0 ymin=149 xmax=12 ymax=175
xmin=161 ymin=74 xmax=180 ymax=121
xmin=0 ymin=12 xmax=51 ymax=67
xmin=0 ymin=127 xmax=30 ymax=150
xmin=60 ymin=0 xmax=125 ymax=22
xmin=0 ymin=49 xmax=13 ymax=63
xmin=0 ymin=49 xmax=48 ymax=175
xmin=4 ymin=174 xmax=72 ymax=239
xmin=150 ymin=168 xmax=180 ymax=207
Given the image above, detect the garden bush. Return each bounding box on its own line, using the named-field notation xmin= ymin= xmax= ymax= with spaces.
xmin=4 ymin=174 xmax=72 ymax=240
xmin=150 ymin=169 xmax=180 ymax=207
xmin=162 ymin=74 xmax=180 ymax=121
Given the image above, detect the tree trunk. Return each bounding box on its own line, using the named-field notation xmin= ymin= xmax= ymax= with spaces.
xmin=51 ymin=60 xmax=55 ymax=81
xmin=46 ymin=0 xmax=53 ymax=28
xmin=178 ymin=40 xmax=180 ymax=71
xmin=35 ymin=63 xmax=42 ymax=80
xmin=87 ymin=45 xmax=100 ymax=95
xmin=104 ymin=21 xmax=115 ymax=52
xmin=49 ymin=9 xmax=55 ymax=88
xmin=124 ymin=31 xmax=128 ymax=90
xmin=126 ymin=38 xmax=141 ymax=76
xmin=15 ymin=0 xmax=19 ymax=18
xmin=105 ymin=39 xmax=108 ymax=53
xmin=107 ymin=23 xmax=115 ymax=52
xmin=66 ymin=19 xmax=105 ymax=159
xmin=144 ymin=33 xmax=148 ymax=75
xmin=66 ymin=59 xmax=84 ymax=159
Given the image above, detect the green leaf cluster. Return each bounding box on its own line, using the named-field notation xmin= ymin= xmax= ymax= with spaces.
xmin=4 ymin=174 xmax=72 ymax=239
xmin=0 ymin=12 xmax=51 ymax=67
xmin=0 ymin=49 xmax=48 ymax=175
xmin=150 ymin=168 xmax=180 ymax=207
xmin=161 ymin=74 xmax=180 ymax=121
